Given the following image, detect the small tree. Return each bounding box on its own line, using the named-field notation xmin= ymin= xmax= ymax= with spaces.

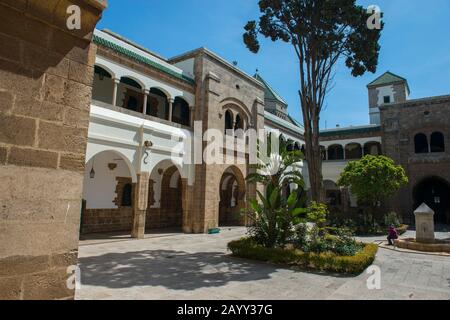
xmin=246 ymin=149 xmax=307 ymax=248
xmin=338 ymin=155 xmax=408 ymax=219
xmin=243 ymin=0 xmax=383 ymax=202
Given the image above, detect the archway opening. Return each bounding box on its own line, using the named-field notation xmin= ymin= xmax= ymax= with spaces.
xmin=414 ymin=133 xmax=429 ymax=154
xmin=118 ymin=77 xmax=144 ymax=112
xmin=146 ymin=163 xmax=184 ymax=230
xmin=364 ymin=141 xmax=382 ymax=156
xmin=92 ymin=65 xmax=114 ymax=104
xmin=327 ymin=144 xmax=344 ymax=160
xmin=225 ymin=109 xmax=234 ymax=134
xmin=219 ymin=167 xmax=246 ymax=226
xmin=430 ymin=132 xmax=445 ymax=153
xmin=81 ymin=150 xmax=136 ymax=236
xmin=413 ymin=176 xmax=450 ymax=225
xmin=147 ymin=88 xmax=169 ymax=120
xmin=345 ymin=143 xmax=363 ymax=160
xmin=172 ymin=97 xmax=190 ymax=126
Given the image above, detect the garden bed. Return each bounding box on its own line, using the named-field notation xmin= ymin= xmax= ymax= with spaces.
xmin=228 ymin=237 xmax=378 ymax=275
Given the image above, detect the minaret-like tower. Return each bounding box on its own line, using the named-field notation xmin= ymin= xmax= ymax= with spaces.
xmin=367 ymin=71 xmax=410 ymax=124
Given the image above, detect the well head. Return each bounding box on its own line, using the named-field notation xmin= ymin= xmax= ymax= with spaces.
xmin=414 ymin=203 xmax=434 ymax=216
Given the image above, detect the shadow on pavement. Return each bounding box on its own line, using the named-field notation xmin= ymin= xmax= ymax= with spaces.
xmin=79 ymin=249 xmax=277 ymax=290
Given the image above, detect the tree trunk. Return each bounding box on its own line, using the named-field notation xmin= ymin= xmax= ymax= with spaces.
xmin=303 ymin=107 xmax=324 ymax=203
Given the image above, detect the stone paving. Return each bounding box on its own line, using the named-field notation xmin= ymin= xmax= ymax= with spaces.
xmin=75 ymin=227 xmax=450 ymax=300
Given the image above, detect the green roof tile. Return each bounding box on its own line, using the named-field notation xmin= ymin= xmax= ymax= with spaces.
xmin=367 ymin=71 xmax=410 ymax=94
xmin=93 ymin=35 xmax=195 ymax=86
xmin=254 ymin=73 xmax=287 ymax=105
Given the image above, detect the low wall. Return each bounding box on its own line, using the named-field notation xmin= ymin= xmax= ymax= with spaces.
xmin=81 ymin=208 xmax=133 ymax=234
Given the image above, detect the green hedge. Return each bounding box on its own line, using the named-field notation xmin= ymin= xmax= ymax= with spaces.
xmin=228 ymin=238 xmax=378 ymax=275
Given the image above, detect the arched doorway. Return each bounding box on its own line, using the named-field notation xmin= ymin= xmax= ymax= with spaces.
xmin=219 ymin=167 xmax=246 ymax=226
xmin=147 ymin=162 xmax=184 ymax=230
xmin=413 ymin=177 xmax=450 ymax=224
xmin=81 ymin=150 xmax=137 ymax=235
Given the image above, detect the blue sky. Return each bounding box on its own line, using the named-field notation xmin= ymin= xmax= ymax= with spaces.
xmin=98 ymin=0 xmax=450 ymax=128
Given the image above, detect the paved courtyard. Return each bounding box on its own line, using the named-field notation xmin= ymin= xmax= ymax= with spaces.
xmin=75 ymin=227 xmax=450 ymax=300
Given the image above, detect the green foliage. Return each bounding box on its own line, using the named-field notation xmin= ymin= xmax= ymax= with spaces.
xmin=292 ymin=203 xmax=362 ymax=256
xmin=384 ymin=211 xmax=401 ymax=228
xmin=338 ymin=155 xmax=408 ymax=206
xmin=328 ymin=211 xmax=408 ymax=236
xmin=228 ymin=238 xmax=378 ymax=275
xmin=243 ymin=0 xmax=383 ymax=202
xmin=243 ymin=0 xmax=382 ymax=77
xmin=245 ymin=149 xmax=307 ymax=248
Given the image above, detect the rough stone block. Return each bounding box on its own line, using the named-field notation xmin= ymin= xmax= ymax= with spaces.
xmin=22 ymin=42 xmax=70 ymax=78
xmin=0 ymin=115 xmax=36 ymax=146
xmin=0 ymin=59 xmax=45 ymax=99
xmin=0 ymin=146 xmax=7 ymax=164
xmin=64 ymin=80 xmax=93 ymax=110
xmin=8 ymin=147 xmax=59 ymax=169
xmin=50 ymin=31 xmax=92 ymax=65
xmin=50 ymin=251 xmax=78 ymax=268
xmin=0 ymin=90 xmax=14 ymax=114
xmin=14 ymin=96 xmax=65 ymax=122
xmin=0 ymin=32 xmax=22 ymax=63
xmin=38 ymin=121 xmax=87 ymax=153
xmin=43 ymin=74 xmax=68 ymax=105
xmin=22 ymin=268 xmax=74 ymax=300
xmin=0 ymin=255 xmax=50 ymax=277
xmin=64 ymin=107 xmax=90 ymax=128
xmin=59 ymin=152 xmax=86 ymax=172
xmin=69 ymin=60 xmax=94 ymax=86
xmin=0 ymin=276 xmax=22 ymax=300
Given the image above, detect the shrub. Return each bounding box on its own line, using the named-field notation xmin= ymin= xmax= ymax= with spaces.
xmin=384 ymin=211 xmax=401 ymax=228
xmin=228 ymin=238 xmax=378 ymax=275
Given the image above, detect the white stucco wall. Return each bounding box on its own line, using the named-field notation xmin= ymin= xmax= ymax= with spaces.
xmin=83 ymin=150 xmax=133 ymax=209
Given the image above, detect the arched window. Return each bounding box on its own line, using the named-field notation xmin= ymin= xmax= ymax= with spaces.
xmin=94 ymin=65 xmax=112 ymax=80
xmin=345 ymin=143 xmax=363 ymax=160
xmin=147 ymin=88 xmax=169 ymax=119
xmin=414 ymin=133 xmax=429 ymax=154
xmin=430 ymin=132 xmax=445 ymax=153
xmin=121 ymin=183 xmax=133 ymax=207
xmin=172 ymin=97 xmax=190 ymax=126
xmin=327 ymin=145 xmax=344 ymax=160
xmin=120 ymin=77 xmax=143 ymax=112
xmin=364 ymin=142 xmax=382 ymax=156
xmin=92 ymin=66 xmax=113 ymax=104
xmin=234 ymin=114 xmax=243 ymax=131
xmin=225 ymin=110 xmax=233 ymax=133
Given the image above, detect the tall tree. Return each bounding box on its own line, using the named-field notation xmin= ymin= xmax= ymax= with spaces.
xmin=243 ymin=0 xmax=382 ymax=201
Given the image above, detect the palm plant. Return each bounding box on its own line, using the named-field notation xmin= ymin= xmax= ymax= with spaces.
xmin=245 ymin=147 xmax=307 ymax=248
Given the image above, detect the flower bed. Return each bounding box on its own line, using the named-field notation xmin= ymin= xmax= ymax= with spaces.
xmin=228 ymin=237 xmax=378 ymax=275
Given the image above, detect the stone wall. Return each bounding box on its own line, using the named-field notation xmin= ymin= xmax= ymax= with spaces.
xmin=0 ymin=0 xmax=105 ymax=299
xmin=81 ymin=208 xmax=133 ymax=234
xmin=381 ymin=95 xmax=450 ymax=223
xmin=179 ymin=49 xmax=265 ymax=233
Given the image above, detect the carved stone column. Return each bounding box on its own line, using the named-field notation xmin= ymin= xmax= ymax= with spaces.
xmin=142 ymin=89 xmax=149 ymax=115
xmin=168 ymin=98 xmax=174 ymax=121
xmin=112 ymin=78 xmax=120 ymax=106
xmin=131 ymin=172 xmax=150 ymax=239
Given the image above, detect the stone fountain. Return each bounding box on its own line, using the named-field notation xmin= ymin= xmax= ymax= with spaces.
xmin=395 ymin=203 xmax=450 ymax=253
